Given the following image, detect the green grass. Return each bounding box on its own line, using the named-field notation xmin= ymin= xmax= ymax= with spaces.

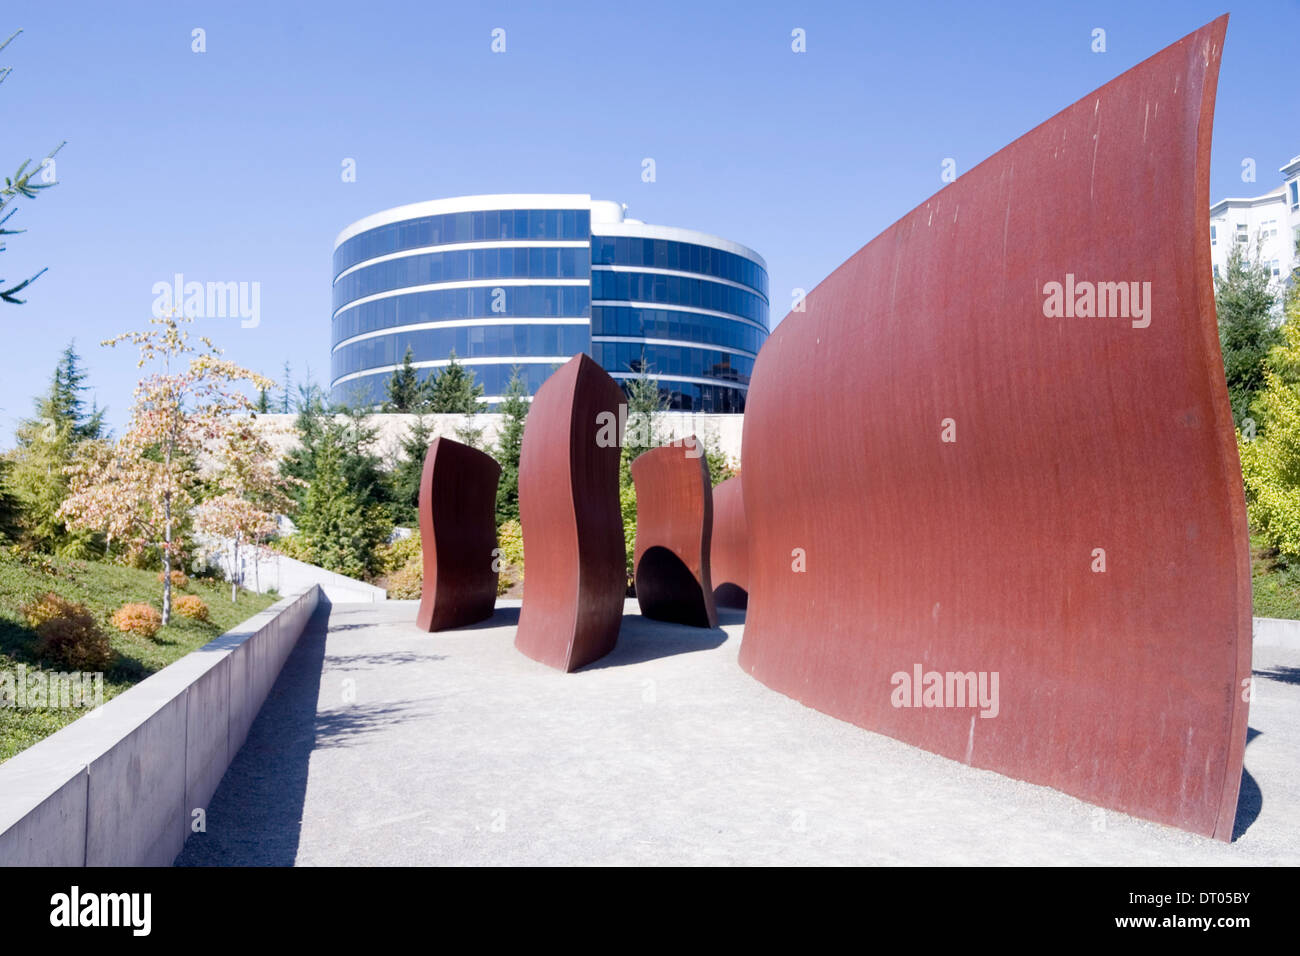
xmin=1252 ymin=533 xmax=1300 ymax=620
xmin=0 ymin=549 xmax=275 ymax=762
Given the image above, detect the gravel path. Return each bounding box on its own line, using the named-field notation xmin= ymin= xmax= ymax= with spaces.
xmin=176 ymin=599 xmax=1299 ymax=866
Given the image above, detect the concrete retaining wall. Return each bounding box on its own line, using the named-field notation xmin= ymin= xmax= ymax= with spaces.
xmin=0 ymin=586 xmax=321 ymax=867
xmin=197 ymin=537 xmax=386 ymax=603
xmin=1253 ymin=616 xmax=1300 ymax=650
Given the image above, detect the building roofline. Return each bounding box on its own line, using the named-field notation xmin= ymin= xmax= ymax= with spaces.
xmin=333 ymin=194 xmax=768 ymax=271
xmin=334 ymin=194 xmax=594 ymax=248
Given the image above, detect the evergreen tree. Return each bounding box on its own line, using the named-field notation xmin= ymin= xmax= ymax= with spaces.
xmin=6 ymin=344 xmax=105 ymax=554
xmin=294 ymin=433 xmax=388 ymax=579
xmin=494 ymin=367 xmax=530 ymax=524
xmin=280 ymin=360 xmax=293 ymax=414
xmin=281 ymin=393 xmax=394 ymax=538
xmin=389 ymin=413 xmax=435 ymax=526
xmin=384 ymin=346 xmax=424 ymax=412
xmin=424 ymin=350 xmax=484 ymax=412
xmin=255 ymin=387 xmax=270 ymax=413
xmin=1217 ymin=236 xmax=1280 ymax=428
xmin=618 ymin=365 xmax=667 ymax=578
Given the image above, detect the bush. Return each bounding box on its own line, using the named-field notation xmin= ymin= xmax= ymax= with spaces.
xmin=377 ymin=531 xmax=421 ymax=574
xmin=20 ymin=593 xmax=113 ymax=671
xmin=158 ymin=569 xmax=189 ymax=590
xmin=386 ymin=560 xmax=422 ymax=599
xmin=174 ymin=594 xmax=209 ymax=620
xmin=112 ymin=602 xmax=162 ymax=638
xmin=496 ymin=519 xmax=524 ymax=594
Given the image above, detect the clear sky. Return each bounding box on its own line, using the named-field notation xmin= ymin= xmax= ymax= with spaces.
xmin=2 ymin=0 xmax=1295 ymax=443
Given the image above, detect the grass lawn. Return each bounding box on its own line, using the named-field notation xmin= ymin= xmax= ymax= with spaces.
xmin=1251 ymin=534 xmax=1300 ymax=620
xmin=0 ymin=549 xmax=275 ymax=762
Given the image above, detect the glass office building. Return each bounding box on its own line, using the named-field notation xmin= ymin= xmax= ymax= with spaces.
xmin=330 ymin=195 xmax=768 ymax=411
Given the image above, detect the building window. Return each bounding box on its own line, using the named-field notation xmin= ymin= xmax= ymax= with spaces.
xmin=1290 ymin=180 xmax=1299 ymax=210
xmin=1237 ymin=224 xmax=1248 ymax=243
xmin=1213 ymin=264 xmax=1220 ymax=278
xmin=1272 ymin=260 xmax=1281 ymax=277
xmin=1210 ymin=224 xmax=1217 ymax=245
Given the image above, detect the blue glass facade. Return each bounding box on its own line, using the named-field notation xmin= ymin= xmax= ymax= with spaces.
xmin=330 ymin=197 xmax=768 ymax=411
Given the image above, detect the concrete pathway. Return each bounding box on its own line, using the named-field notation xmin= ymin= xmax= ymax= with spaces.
xmin=176 ymin=600 xmax=1300 ymax=866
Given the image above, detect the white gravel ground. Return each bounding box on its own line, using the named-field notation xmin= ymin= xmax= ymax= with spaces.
xmin=176 ymin=599 xmax=1299 ymax=866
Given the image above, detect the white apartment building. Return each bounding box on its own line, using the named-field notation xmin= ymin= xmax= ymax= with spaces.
xmin=1209 ymin=154 xmax=1300 ymax=296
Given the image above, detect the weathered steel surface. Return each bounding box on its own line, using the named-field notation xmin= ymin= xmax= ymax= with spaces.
xmin=710 ymin=476 xmax=748 ymax=609
xmin=631 ymin=439 xmax=718 ymax=628
xmin=415 ymin=437 xmax=502 ymax=631
xmin=739 ymin=18 xmax=1249 ymax=839
xmin=515 ymin=353 xmax=628 ymax=671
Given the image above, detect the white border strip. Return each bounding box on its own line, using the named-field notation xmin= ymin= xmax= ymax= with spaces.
xmin=335 ymin=240 xmax=591 ymax=284
xmin=593 ymin=264 xmax=767 ymax=299
xmin=334 ymin=278 xmax=589 ymax=320
xmin=592 ymin=299 xmax=769 ymax=332
xmin=332 ymin=317 xmax=590 ymax=353
xmin=592 ymin=335 xmax=758 ymax=359
xmin=607 ymin=370 xmax=750 ymax=390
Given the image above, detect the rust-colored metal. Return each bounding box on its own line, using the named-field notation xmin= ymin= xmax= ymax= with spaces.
xmin=415 ymin=437 xmax=502 ymax=631
xmin=630 ymin=438 xmax=718 ymax=628
xmin=739 ymin=17 xmax=1249 ymax=840
xmin=709 ymin=476 xmax=748 ymax=609
xmin=515 ymin=353 xmax=627 ymax=671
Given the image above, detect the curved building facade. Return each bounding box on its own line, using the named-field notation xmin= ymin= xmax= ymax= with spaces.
xmin=330 ymin=195 xmax=767 ymax=411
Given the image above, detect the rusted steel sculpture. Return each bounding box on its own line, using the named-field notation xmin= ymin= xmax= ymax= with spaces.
xmin=710 ymin=476 xmax=748 ymax=609
xmin=515 ymin=353 xmax=627 ymax=671
xmin=630 ymin=438 xmax=718 ymax=628
xmin=739 ymin=17 xmax=1249 ymax=840
xmin=415 ymin=437 xmax=502 ymax=631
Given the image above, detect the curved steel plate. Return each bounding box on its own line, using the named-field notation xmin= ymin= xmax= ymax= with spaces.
xmin=710 ymin=476 xmax=748 ymax=609
xmin=516 ymin=353 xmax=628 ymax=671
xmin=631 ymin=439 xmax=718 ymax=628
xmin=416 ymin=437 xmax=502 ymax=632
xmin=739 ymin=17 xmax=1248 ymax=839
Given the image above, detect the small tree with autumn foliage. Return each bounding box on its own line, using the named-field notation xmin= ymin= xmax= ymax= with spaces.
xmin=60 ymin=312 xmax=279 ymax=623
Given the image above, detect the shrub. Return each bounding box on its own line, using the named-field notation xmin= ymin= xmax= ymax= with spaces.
xmin=21 ymin=591 xmax=80 ymax=629
xmin=496 ymin=520 xmax=524 ymax=594
xmin=377 ymin=531 xmax=421 ymax=574
xmin=174 ymin=594 xmax=209 ymax=621
xmin=158 ymin=569 xmax=189 ymax=590
xmin=386 ymin=560 xmax=422 ymax=599
xmin=20 ymin=593 xmax=113 ymax=671
xmin=112 ymin=602 xmax=162 ymax=638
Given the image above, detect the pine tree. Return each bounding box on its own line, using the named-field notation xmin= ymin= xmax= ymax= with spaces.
xmin=618 ymin=365 xmax=667 ymax=578
xmin=7 ymin=344 xmax=105 ymax=554
xmin=384 ymin=346 xmax=424 ymax=412
xmin=294 ymin=424 xmax=388 ymax=578
xmin=255 ymin=387 xmax=270 ymax=413
xmin=424 ymin=350 xmax=484 ymax=412
xmin=390 ymin=414 xmax=435 ymax=526
xmin=494 ymin=367 xmax=529 ymax=524
xmin=1217 ymin=236 xmax=1280 ymax=428
xmin=280 ymin=360 xmax=293 ymax=414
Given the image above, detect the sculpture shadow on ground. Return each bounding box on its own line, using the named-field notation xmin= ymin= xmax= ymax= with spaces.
xmin=577 ymin=612 xmax=728 ymax=671
xmin=1232 ymin=728 xmax=1263 ymax=842
xmin=452 ymin=604 xmax=521 ymax=631
xmin=1253 ymin=665 xmax=1300 ymax=686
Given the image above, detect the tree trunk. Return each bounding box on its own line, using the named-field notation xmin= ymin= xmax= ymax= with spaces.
xmin=162 ymin=493 xmax=173 ymax=625
xmin=231 ymin=534 xmax=239 ymax=602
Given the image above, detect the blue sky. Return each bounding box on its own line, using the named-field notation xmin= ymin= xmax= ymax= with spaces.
xmin=2 ymin=0 xmax=1295 ymax=442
